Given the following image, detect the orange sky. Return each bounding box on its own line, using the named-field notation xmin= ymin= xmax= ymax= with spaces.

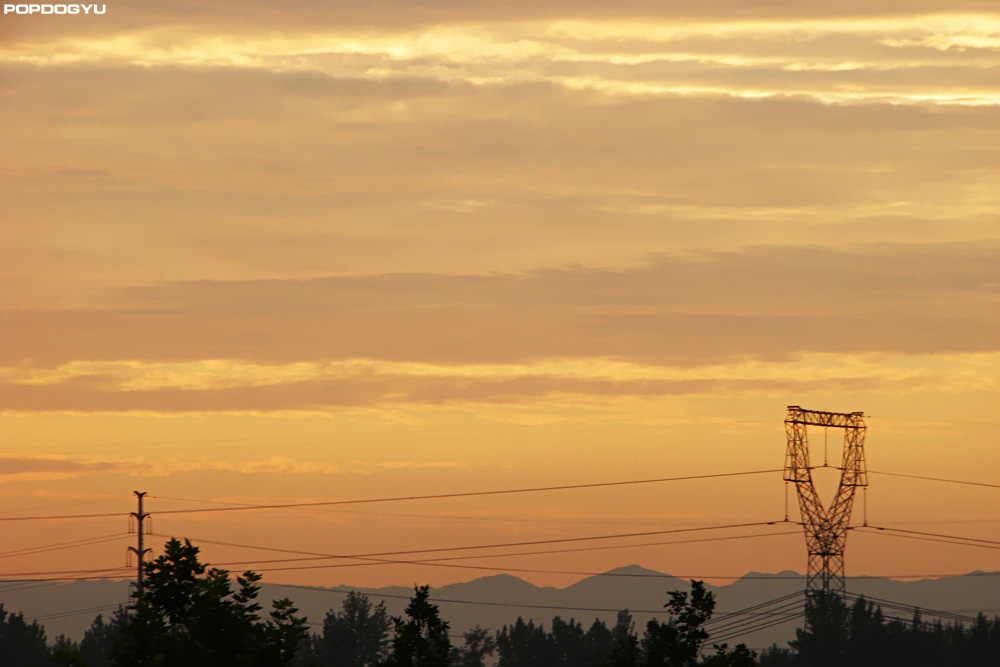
xmin=0 ymin=2 xmax=998 ymax=591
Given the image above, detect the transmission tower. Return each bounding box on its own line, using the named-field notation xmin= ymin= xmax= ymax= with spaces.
xmin=784 ymin=406 xmax=867 ymax=600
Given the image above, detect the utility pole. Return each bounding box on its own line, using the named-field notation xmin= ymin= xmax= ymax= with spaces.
xmin=128 ymin=491 xmax=151 ymax=596
xmin=784 ymin=406 xmax=867 ymax=602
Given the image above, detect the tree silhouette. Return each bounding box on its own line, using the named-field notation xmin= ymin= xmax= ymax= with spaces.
xmin=496 ymin=617 xmax=548 ymax=667
xmin=0 ymin=603 xmax=49 ymax=667
xmin=548 ymin=616 xmax=587 ymax=667
xmin=79 ymin=611 xmax=125 ymax=667
xmin=605 ymin=610 xmax=640 ymax=667
xmin=382 ymin=585 xmax=451 ymax=667
xmin=643 ymin=580 xmax=716 ymax=667
xmin=700 ymin=643 xmax=757 ymax=667
xmin=583 ymin=618 xmax=613 ymax=667
xmin=789 ymin=593 xmax=849 ymax=667
xmin=450 ymin=625 xmax=496 ymax=667
xmin=113 ymin=538 xmax=307 ymax=667
xmin=309 ymin=590 xmax=393 ymax=667
xmin=766 ymin=593 xmax=1000 ymax=667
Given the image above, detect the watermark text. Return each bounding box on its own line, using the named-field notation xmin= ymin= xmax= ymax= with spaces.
xmin=4 ymin=4 xmax=107 ymax=14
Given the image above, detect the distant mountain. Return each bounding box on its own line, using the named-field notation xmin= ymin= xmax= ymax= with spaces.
xmin=3 ymin=567 xmax=998 ymax=651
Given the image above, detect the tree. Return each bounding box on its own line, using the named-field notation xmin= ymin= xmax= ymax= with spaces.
xmin=582 ymin=618 xmax=613 ymax=667
xmin=605 ymin=610 xmax=639 ymax=667
xmin=496 ymin=617 xmax=548 ymax=667
xmin=842 ymin=596 xmax=890 ymax=667
xmin=757 ymin=644 xmax=795 ymax=667
xmin=79 ymin=611 xmax=125 ymax=667
xmin=0 ymin=604 xmax=49 ymax=667
xmin=382 ymin=585 xmax=451 ymax=667
xmin=700 ymin=643 xmax=757 ymax=667
xmin=450 ymin=626 xmax=496 ymax=667
xmin=643 ymin=580 xmax=715 ymax=667
xmin=547 ymin=617 xmax=586 ymax=667
xmin=312 ymin=591 xmax=393 ymax=667
xmin=49 ymin=634 xmax=84 ymax=667
xmin=788 ymin=593 xmax=849 ymax=667
xmin=114 ymin=538 xmax=308 ymax=667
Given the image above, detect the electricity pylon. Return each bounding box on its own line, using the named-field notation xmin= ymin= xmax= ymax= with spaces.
xmin=784 ymin=406 xmax=867 ymax=600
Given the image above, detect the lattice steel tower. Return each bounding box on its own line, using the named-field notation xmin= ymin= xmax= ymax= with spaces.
xmin=784 ymin=406 xmax=867 ymax=600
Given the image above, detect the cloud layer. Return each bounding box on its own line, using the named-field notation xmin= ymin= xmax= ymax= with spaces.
xmin=3 ymin=11 xmax=1000 ymax=309
xmin=2 ymin=243 xmax=998 ymax=412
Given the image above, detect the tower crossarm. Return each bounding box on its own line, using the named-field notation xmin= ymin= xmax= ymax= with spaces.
xmin=785 ymin=406 xmax=864 ymax=429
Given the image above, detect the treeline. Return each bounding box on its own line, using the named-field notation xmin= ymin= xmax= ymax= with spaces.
xmin=1 ymin=539 xmax=999 ymax=666
xmin=760 ymin=593 xmax=1000 ymax=667
xmin=0 ymin=539 xmax=751 ymax=667
xmin=292 ymin=581 xmax=755 ymax=667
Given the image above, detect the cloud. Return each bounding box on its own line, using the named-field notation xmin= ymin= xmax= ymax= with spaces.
xmin=2 ymin=23 xmax=998 ymax=310
xmin=3 ymin=243 xmax=998 ymax=370
xmin=0 ymin=456 xmax=120 ymax=476
xmin=1 ymin=351 xmax=997 ymax=413
xmin=0 ymin=455 xmax=343 ymax=480
xmin=5 ymin=16 xmax=1000 ymax=105
xmin=231 ymin=456 xmax=342 ymax=475
xmin=4 ymin=4 xmax=999 ymax=45
xmin=2 ymin=6 xmax=998 ymax=416
xmin=376 ymin=461 xmax=470 ymax=469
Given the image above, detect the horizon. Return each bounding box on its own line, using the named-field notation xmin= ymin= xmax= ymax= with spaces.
xmin=24 ymin=564 xmax=1000 ymax=589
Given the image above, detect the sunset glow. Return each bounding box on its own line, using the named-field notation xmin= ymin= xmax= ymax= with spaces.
xmin=1 ymin=1 xmax=998 ymax=592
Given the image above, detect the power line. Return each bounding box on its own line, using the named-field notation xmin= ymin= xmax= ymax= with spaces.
xmin=844 ymin=592 xmax=977 ymax=625
xmin=709 ymin=611 xmax=805 ymax=645
xmin=867 ymin=519 xmax=1000 ymax=526
xmin=856 ymin=529 xmax=1000 ymax=552
xmin=149 ymin=470 xmax=783 ymax=517
xmin=706 ymin=598 xmax=806 ymax=635
xmin=707 ymin=591 xmax=805 ymax=625
xmin=30 ymin=603 xmax=123 ymax=622
xmin=0 ymin=497 xmax=122 ymax=518
xmin=867 ymin=415 xmax=1000 ymax=428
xmin=708 ymin=606 xmax=805 ymax=640
xmin=272 ymin=582 xmax=680 ymax=616
xmin=150 ymin=495 xmax=735 ymax=529
xmin=143 ymin=529 xmax=998 ymax=580
xmin=0 ymin=567 xmax=132 ymax=579
xmin=705 ymin=596 xmax=805 ymax=638
xmin=0 ymin=511 xmax=127 ymax=523
xmin=153 ymin=524 xmax=789 ymax=562
xmin=0 ymin=580 xmax=68 ymax=594
xmin=0 ymin=533 xmax=130 ymax=560
xmin=150 ymin=528 xmax=799 ymax=576
xmin=246 ymin=533 xmax=806 ymax=575
xmin=867 ymin=470 xmax=1000 ymax=490
xmin=866 ymin=608 xmax=1000 ymax=630
xmin=857 ymin=525 xmax=1000 ymax=549
xmin=876 ymin=612 xmax=942 ymax=628
xmin=151 ymin=520 xmax=784 ymax=572
xmin=0 ymin=410 xmax=775 ymax=457
xmin=700 ymin=590 xmax=808 ymax=645
xmin=0 ymin=469 xmax=782 ymax=522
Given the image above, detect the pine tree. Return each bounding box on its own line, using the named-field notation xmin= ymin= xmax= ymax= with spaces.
xmin=382 ymin=585 xmax=451 ymax=667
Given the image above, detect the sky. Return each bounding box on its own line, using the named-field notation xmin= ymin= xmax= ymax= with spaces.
xmin=1 ymin=2 xmax=998 ymax=592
